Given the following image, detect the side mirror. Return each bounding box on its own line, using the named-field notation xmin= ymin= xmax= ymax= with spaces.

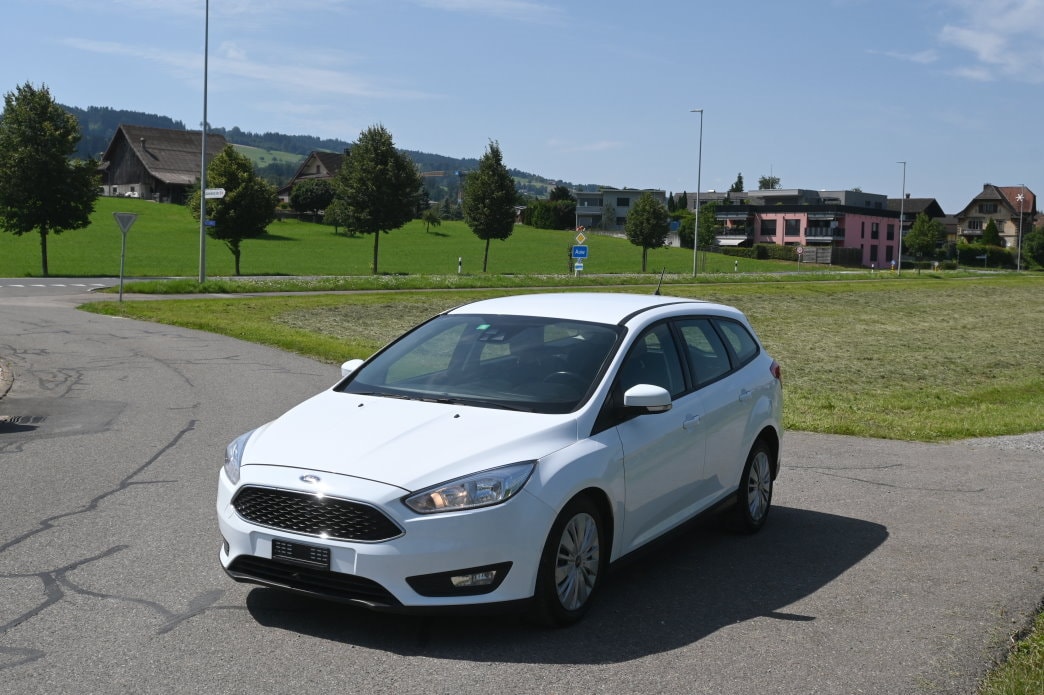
xmin=340 ymin=358 xmax=365 ymax=379
xmin=622 ymin=384 xmax=672 ymax=413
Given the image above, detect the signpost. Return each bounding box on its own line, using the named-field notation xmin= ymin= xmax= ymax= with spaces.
xmin=113 ymin=212 xmax=138 ymax=302
xmin=572 ymin=232 xmax=588 ymax=277
xmin=204 ymin=188 xmax=226 ymax=199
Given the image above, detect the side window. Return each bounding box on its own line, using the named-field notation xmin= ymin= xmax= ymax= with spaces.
xmin=714 ymin=319 xmax=759 ymax=368
xmin=677 ymin=319 xmax=731 ymax=387
xmin=617 ymin=324 xmax=685 ymax=398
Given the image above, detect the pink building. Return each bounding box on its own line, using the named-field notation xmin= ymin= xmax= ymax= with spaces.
xmin=714 ymin=189 xmax=903 ymax=268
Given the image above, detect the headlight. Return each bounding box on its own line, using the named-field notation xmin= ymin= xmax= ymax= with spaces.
xmin=223 ymin=429 xmax=257 ymax=486
xmin=403 ymin=462 xmax=535 ymax=514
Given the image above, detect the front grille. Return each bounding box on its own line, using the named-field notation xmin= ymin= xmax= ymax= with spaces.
xmin=227 ymin=555 xmax=401 ymax=607
xmin=232 ymin=486 xmax=402 ymax=542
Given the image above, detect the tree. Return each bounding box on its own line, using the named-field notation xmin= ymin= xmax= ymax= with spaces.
xmin=187 ymin=145 xmax=277 ymax=275
xmin=981 ymin=218 xmax=1002 ymax=246
xmin=462 ymin=141 xmax=516 ymax=272
xmin=758 ymin=175 xmax=781 ymax=190
xmin=289 ymin=178 xmax=334 ymax=222
xmin=548 ymin=185 xmax=574 ymax=202
xmin=0 ymin=83 xmax=99 ymax=276
xmin=625 ymin=192 xmax=669 ymax=272
xmin=666 ymin=191 xmax=676 ymax=213
xmin=677 ymin=191 xmax=689 ymax=212
xmin=904 ymin=212 xmax=943 ymax=261
xmin=421 ymin=206 xmax=442 ymax=233
xmin=730 ymin=173 xmax=744 ymax=193
xmin=332 ymin=125 xmax=423 ymax=274
xmin=696 ymin=200 xmax=719 ymax=247
xmin=1023 ymin=227 xmax=1044 ymax=267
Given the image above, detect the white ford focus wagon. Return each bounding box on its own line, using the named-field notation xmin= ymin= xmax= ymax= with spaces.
xmin=217 ymin=292 xmax=783 ymax=625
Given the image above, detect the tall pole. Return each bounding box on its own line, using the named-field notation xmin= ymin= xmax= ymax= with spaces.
xmin=691 ymin=108 xmax=703 ymax=278
xmin=1017 ymin=184 xmax=1025 ymax=271
xmin=896 ymin=161 xmax=906 ymax=274
xmin=199 ymin=0 xmax=210 ymax=283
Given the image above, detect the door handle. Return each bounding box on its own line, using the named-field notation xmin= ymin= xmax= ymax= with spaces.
xmin=739 ymin=389 xmax=752 ymax=402
xmin=683 ymin=415 xmax=701 ymax=429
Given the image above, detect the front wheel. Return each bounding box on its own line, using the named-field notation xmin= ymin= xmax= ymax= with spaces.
xmin=733 ymin=440 xmax=773 ymax=533
xmin=533 ymin=496 xmax=605 ymax=626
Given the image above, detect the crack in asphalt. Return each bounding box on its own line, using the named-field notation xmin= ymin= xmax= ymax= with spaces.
xmin=0 ymin=419 xmax=239 ymax=669
xmin=790 ymin=464 xmax=986 ymax=493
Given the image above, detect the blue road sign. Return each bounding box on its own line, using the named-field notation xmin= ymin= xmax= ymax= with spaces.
xmin=572 ymin=245 xmax=589 ymax=259
xmin=205 ymin=220 xmax=217 ymax=227
xmin=574 ymin=261 xmax=584 ymax=271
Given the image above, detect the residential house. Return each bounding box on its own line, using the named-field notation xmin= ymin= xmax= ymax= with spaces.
xmin=713 ymin=189 xmax=901 ymax=267
xmin=954 ymin=183 xmax=1037 ymax=248
xmin=98 ymin=124 xmax=227 ymax=204
xmin=574 ymin=188 xmax=668 ymax=233
xmin=277 ymin=150 xmax=345 ymax=202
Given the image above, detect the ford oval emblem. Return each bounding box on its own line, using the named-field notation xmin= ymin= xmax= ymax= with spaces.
xmin=300 ymin=474 xmax=322 ymax=484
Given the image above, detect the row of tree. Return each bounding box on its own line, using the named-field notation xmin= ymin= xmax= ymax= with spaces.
xmin=4 ymin=83 xmax=1044 ymax=276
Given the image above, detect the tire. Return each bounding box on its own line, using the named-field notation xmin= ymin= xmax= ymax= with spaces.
xmin=533 ymin=495 xmax=606 ymax=627
xmin=733 ymin=440 xmax=773 ymax=533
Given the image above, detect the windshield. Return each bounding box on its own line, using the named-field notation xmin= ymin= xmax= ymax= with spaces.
xmin=340 ymin=314 xmax=622 ymax=414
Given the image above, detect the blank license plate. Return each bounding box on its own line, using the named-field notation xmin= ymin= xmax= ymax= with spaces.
xmin=271 ymin=539 xmax=330 ymax=569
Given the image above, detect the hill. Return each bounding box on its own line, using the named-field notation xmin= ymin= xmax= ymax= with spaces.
xmin=61 ymin=104 xmax=597 ymax=199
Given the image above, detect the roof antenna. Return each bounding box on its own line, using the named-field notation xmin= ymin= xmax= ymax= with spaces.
xmin=653 ymin=267 xmax=666 ymax=295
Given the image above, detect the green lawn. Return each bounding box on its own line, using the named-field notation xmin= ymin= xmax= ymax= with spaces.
xmin=80 ymin=274 xmax=1044 ymax=443
xmin=1 ymin=196 xmax=804 ymax=278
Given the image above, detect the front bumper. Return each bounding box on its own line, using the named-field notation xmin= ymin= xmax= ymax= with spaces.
xmin=217 ymin=465 xmax=554 ymax=610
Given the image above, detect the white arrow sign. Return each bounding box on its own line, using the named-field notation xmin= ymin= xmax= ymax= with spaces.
xmin=204 ymin=188 xmax=226 ymax=199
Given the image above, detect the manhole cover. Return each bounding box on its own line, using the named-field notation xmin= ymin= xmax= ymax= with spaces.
xmin=0 ymin=415 xmax=46 ymax=425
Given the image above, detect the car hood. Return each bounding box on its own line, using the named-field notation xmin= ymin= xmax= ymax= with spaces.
xmin=242 ymin=390 xmax=579 ymax=492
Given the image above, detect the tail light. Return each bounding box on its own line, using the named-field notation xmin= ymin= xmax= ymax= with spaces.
xmin=769 ymin=359 xmax=782 ymax=386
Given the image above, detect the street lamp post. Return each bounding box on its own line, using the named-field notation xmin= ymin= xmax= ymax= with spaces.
xmin=199 ymin=0 xmax=210 ymax=283
xmin=897 ymin=161 xmax=906 ymax=274
xmin=691 ymin=108 xmax=703 ymax=278
xmin=1017 ymin=185 xmax=1025 ymax=271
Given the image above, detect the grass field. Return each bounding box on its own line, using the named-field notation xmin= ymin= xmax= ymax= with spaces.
xmin=0 ymin=196 xmax=805 ymax=278
xmin=80 ymin=274 xmax=1044 ymax=443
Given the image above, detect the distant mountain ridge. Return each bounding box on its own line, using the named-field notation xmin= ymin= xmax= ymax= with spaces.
xmin=62 ymin=104 xmax=594 ymax=197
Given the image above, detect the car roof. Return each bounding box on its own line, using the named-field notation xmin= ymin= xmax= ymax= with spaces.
xmin=446 ymin=292 xmax=743 ymax=326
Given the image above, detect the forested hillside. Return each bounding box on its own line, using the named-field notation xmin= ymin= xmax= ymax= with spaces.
xmin=61 ymin=104 xmax=591 ymax=198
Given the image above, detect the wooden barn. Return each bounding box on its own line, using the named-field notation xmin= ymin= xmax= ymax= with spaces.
xmin=98 ymin=124 xmax=228 ymax=204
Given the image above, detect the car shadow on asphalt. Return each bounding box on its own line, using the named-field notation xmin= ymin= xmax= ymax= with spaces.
xmin=244 ymin=505 xmax=888 ymax=664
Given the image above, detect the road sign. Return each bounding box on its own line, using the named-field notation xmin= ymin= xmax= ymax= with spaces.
xmin=572 ymin=245 xmax=589 ymax=259
xmin=204 ymin=188 xmax=226 ymax=199
xmin=575 ymin=231 xmax=586 ymax=244
xmin=205 ymin=220 xmax=217 ymax=227
xmin=113 ymin=212 xmax=137 ymax=236
xmin=574 ymin=261 xmax=584 ymax=272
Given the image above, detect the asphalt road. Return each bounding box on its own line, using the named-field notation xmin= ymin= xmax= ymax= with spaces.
xmin=0 ymin=281 xmax=1041 ymax=695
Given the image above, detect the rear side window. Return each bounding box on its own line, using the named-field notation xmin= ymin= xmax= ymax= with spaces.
xmin=714 ymin=319 xmax=759 ymax=368
xmin=677 ymin=319 xmax=731 ymax=387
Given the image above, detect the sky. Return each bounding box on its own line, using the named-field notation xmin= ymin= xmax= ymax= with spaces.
xmin=3 ymin=0 xmax=1044 ymax=214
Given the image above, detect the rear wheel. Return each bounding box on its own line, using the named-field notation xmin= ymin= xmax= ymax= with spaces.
xmin=733 ymin=440 xmax=773 ymax=533
xmin=533 ymin=496 xmax=605 ymax=626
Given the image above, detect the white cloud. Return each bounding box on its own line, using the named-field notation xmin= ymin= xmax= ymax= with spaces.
xmin=414 ymin=0 xmax=563 ymax=23
xmin=60 ymin=38 xmax=434 ymax=101
xmin=938 ymin=0 xmax=1044 ymax=82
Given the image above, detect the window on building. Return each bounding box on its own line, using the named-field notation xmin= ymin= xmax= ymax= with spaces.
xmin=871 ymin=222 xmax=879 ymax=239
xmin=760 ymin=219 xmax=777 ymax=236
xmin=616 ymin=197 xmax=630 ymax=208
xmin=784 ymin=219 xmax=800 ymax=237
xmin=861 ymin=221 xmax=865 ymax=239
xmin=978 ymin=203 xmax=998 ymax=214
xmin=616 ymin=217 xmax=626 ymax=226
xmin=967 ymin=219 xmax=983 ymax=230
xmin=886 ymin=223 xmax=895 ymax=241
xmin=870 ymin=245 xmax=879 ymax=262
